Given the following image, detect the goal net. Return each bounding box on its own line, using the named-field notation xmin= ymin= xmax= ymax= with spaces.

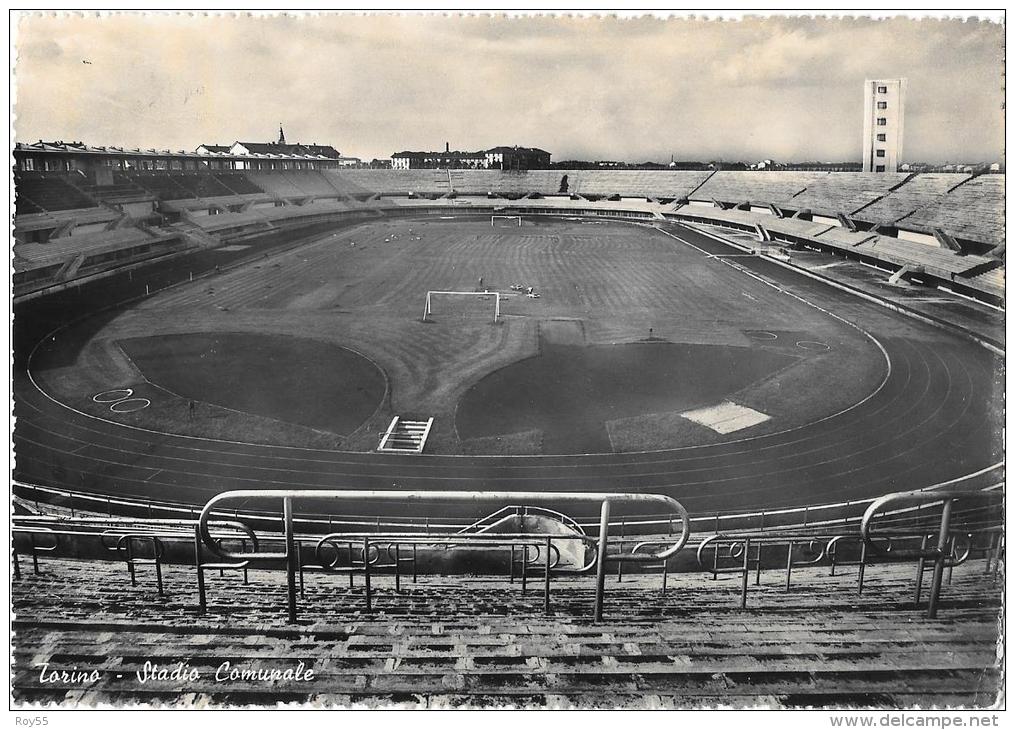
xmin=491 ymin=215 xmax=522 ymax=227
xmin=422 ymin=290 xmax=501 ymax=323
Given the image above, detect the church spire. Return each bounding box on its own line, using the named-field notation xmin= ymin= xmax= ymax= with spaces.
xmin=278 ymin=124 xmax=286 ymax=145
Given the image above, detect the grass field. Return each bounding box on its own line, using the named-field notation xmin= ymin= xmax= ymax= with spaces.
xmin=31 ymin=217 xmax=886 ymax=455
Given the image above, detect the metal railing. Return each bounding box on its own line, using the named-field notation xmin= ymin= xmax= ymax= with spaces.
xmin=14 ymin=463 xmax=1002 ymax=537
xmin=861 ymin=488 xmax=1004 ymax=617
xmin=198 ymin=489 xmax=690 ymax=623
xmin=11 ymin=487 xmax=1001 ymax=623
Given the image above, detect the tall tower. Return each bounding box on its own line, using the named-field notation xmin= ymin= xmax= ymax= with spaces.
xmin=862 ymin=79 xmax=906 ymax=173
xmin=278 ymin=124 xmax=286 ymax=145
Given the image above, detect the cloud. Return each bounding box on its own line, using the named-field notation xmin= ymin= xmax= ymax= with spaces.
xmin=11 ymin=12 xmax=1005 ymax=163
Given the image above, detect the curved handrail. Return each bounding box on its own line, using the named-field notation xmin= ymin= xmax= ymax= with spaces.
xmin=197 ymin=489 xmax=689 ymax=623
xmin=315 ymin=537 xmax=381 ymax=571
xmin=861 ymin=488 xmax=1002 ymax=617
xmin=197 ymin=489 xmax=690 ymax=563
xmin=861 ymin=489 xmax=1002 ymax=547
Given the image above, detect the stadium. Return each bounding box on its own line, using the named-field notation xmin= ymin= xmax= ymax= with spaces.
xmin=10 ymin=13 xmax=1006 ymax=711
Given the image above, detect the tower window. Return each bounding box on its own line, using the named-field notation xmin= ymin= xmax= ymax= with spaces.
xmin=875 ymin=165 xmax=886 ymax=172
xmin=877 ymin=85 xmax=888 ymax=93
xmin=876 ymin=150 xmax=886 ymax=158
xmin=877 ymin=101 xmax=888 ymax=109
xmin=877 ymin=118 xmax=887 ymax=126
xmin=877 ymin=134 xmax=887 ymax=142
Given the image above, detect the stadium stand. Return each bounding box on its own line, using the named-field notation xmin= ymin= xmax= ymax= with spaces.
xmin=10 ymin=170 xmax=1005 ymax=305
xmin=322 ymin=170 xmax=445 ymax=196
xmin=124 ymin=171 xmax=199 ymax=200
xmin=780 ymin=173 xmax=910 ymax=217
xmin=689 ymin=171 xmax=830 ymax=206
xmin=213 ymin=172 xmax=266 ymax=196
xmin=171 ymin=172 xmax=239 ymax=199
xmin=11 ymin=556 xmax=1001 ymax=706
xmin=76 ymin=175 xmax=153 ymax=207
xmin=13 ymin=226 xmax=187 ymax=296
xmin=10 ymin=486 xmax=1004 ymax=707
xmin=247 ymin=171 xmax=316 ymax=199
xmin=15 ymin=172 xmax=97 ymax=214
xmin=899 ymin=174 xmax=1006 ymax=249
xmin=247 ymin=170 xmax=346 ymax=199
xmin=852 ymin=173 xmax=971 ymax=225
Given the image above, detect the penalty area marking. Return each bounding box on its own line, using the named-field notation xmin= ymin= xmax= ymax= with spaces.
xmin=681 ymin=401 xmax=771 ymax=435
xmin=93 ymin=389 xmax=134 ymax=403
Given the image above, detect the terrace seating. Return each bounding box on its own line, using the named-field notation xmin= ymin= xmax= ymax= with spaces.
xmin=322 ymin=170 xmax=450 ymax=196
xmin=246 ymin=172 xmax=313 ymax=199
xmin=13 ymin=226 xmax=186 ymax=296
xmin=900 ymin=175 xmax=1006 ymax=249
xmin=11 ymin=546 xmax=1002 ymax=706
xmin=561 ymin=170 xmax=714 ymax=199
xmin=14 ymin=174 xmax=97 ymax=214
xmin=854 ymin=236 xmax=997 ymax=279
xmin=690 ymin=172 xmax=830 ymax=206
xmin=781 ymin=173 xmax=909 ymax=217
xmin=964 ymin=266 xmax=1005 ymax=300
xmin=213 ymin=172 xmax=265 ymax=196
xmin=169 ymin=173 xmax=239 ymax=199
xmin=273 ymin=171 xmax=345 ymax=198
xmin=852 ymin=173 xmax=970 ymax=225
xmin=10 ymin=483 xmax=1004 ymax=707
xmin=125 ymin=172 xmax=198 ymax=200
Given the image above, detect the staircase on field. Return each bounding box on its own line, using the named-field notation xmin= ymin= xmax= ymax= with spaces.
xmin=377 ymin=416 xmax=434 ymax=453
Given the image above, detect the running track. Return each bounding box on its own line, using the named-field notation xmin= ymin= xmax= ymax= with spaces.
xmin=12 ymin=223 xmax=1004 ymax=517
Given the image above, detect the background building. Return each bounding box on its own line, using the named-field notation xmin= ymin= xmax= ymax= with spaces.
xmin=484 ymin=146 xmax=551 ymax=170
xmin=392 ymin=143 xmax=551 ymax=170
xmin=862 ymin=78 xmax=906 ymax=173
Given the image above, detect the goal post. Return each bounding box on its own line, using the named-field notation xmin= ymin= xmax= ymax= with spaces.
xmin=491 ymin=215 xmax=522 ymax=227
xmin=423 ymin=290 xmax=501 ymax=323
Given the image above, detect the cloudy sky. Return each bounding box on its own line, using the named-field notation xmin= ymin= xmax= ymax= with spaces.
xmin=13 ymin=12 xmax=1005 ymax=164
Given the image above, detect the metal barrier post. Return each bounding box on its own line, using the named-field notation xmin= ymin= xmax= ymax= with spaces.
xmin=412 ymin=544 xmax=417 ymax=584
xmin=155 ymin=544 xmax=164 ymax=597
xmin=785 ymin=541 xmax=794 ymax=591
xmin=126 ymin=540 xmax=137 ymax=587
xmin=521 ymin=546 xmax=528 ymax=593
xmin=509 ymin=545 xmax=515 ymax=583
xmin=363 ymin=537 xmax=372 ymax=612
xmin=394 ymin=544 xmax=401 ymax=593
xmin=297 ymin=541 xmax=305 ymax=599
xmin=755 ymin=543 xmax=763 ymax=586
xmin=946 ymin=535 xmax=955 ymax=585
xmin=194 ymin=527 xmax=207 ymax=614
xmin=617 ymin=519 xmax=625 ymax=583
xmin=927 ymin=499 xmax=953 ymax=618
xmin=593 ymin=500 xmax=611 ymax=622
xmin=543 ymin=536 xmax=551 ymax=615
xmin=661 ymin=559 xmax=668 ymax=595
xmin=857 ymin=540 xmax=868 ymax=596
xmin=283 ymin=497 xmax=298 ymax=624
xmin=740 ymin=537 xmax=751 ymax=609
xmin=30 ymin=534 xmax=40 ymax=575
xmin=914 ymin=534 xmax=929 ymax=607
xmin=12 ymin=549 xmax=21 ymax=580
xmin=348 ymin=542 xmax=354 ymax=588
